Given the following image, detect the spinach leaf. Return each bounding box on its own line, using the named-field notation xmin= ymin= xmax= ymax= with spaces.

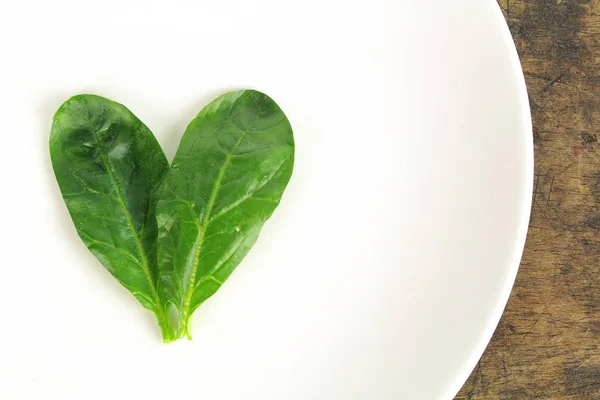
xmin=50 ymin=95 xmax=174 ymax=341
xmin=51 ymin=90 xmax=294 ymax=342
xmin=156 ymin=90 xmax=295 ymax=338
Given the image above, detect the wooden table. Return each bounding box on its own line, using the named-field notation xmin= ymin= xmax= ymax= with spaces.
xmin=456 ymin=1 xmax=600 ymax=398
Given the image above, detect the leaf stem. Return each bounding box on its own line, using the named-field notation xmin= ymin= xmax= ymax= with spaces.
xmin=158 ymin=316 xmax=176 ymax=343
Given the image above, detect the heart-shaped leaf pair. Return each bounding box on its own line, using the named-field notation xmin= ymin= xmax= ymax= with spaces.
xmin=50 ymin=90 xmax=295 ymax=342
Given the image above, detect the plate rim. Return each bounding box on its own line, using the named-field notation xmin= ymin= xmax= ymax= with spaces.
xmin=446 ymin=2 xmax=534 ymax=398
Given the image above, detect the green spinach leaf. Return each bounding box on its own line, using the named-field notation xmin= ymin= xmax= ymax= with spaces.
xmin=50 ymin=95 xmax=174 ymax=341
xmin=51 ymin=90 xmax=294 ymax=342
xmin=156 ymin=90 xmax=295 ymax=338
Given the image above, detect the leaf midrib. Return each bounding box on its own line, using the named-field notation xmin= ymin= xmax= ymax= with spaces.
xmin=87 ymin=115 xmax=167 ymax=324
xmin=180 ymin=127 xmax=251 ymax=321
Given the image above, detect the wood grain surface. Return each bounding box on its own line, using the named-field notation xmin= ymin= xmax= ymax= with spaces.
xmin=456 ymin=1 xmax=600 ymax=399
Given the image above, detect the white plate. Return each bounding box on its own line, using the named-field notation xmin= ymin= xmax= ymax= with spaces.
xmin=0 ymin=0 xmax=532 ymax=399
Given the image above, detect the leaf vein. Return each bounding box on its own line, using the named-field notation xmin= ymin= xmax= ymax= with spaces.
xmin=78 ymin=230 xmax=141 ymax=265
xmin=191 ymin=235 xmax=245 ymax=293
xmin=209 ymin=155 xmax=291 ymax=222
